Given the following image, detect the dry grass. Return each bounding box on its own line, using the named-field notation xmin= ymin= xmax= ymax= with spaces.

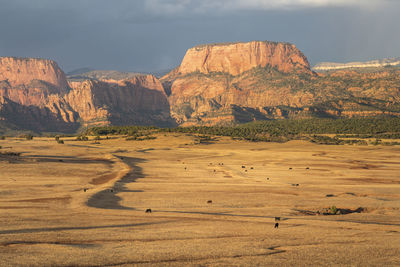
xmin=0 ymin=135 xmax=399 ymax=266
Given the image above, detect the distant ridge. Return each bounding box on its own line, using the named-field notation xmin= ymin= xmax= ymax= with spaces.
xmin=67 ymin=70 xmax=142 ymax=81
xmin=313 ymin=57 xmax=400 ymax=71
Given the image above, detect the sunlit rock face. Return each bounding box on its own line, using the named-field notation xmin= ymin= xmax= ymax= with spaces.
xmin=178 ymin=41 xmax=311 ymax=76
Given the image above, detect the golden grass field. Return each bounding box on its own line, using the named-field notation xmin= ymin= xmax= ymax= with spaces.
xmin=0 ymin=134 xmax=399 ymax=266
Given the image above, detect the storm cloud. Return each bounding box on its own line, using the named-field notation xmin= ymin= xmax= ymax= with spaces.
xmin=0 ymin=0 xmax=398 ymax=73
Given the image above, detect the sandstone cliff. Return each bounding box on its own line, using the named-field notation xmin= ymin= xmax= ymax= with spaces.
xmin=0 ymin=57 xmax=174 ymax=132
xmin=163 ymin=42 xmax=400 ymax=125
xmin=0 ymin=57 xmax=69 ymax=92
xmin=176 ymin=41 xmax=311 ymax=76
xmin=0 ymin=57 xmax=70 ymax=107
xmin=67 ymin=75 xmax=174 ymax=127
xmin=0 ymin=96 xmax=78 ymax=133
xmin=2 ymin=42 xmax=400 ymax=132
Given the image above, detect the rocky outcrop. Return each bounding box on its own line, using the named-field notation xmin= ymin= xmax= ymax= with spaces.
xmin=0 ymin=57 xmax=175 ymax=132
xmin=175 ymin=41 xmax=312 ymax=76
xmin=0 ymin=57 xmax=70 ymax=107
xmin=0 ymin=57 xmax=69 ymax=92
xmin=0 ymin=96 xmax=79 ymax=133
xmin=163 ymin=41 xmax=400 ymax=125
xmin=66 ymin=74 xmax=174 ymax=127
xmin=2 ymin=43 xmax=400 ymax=132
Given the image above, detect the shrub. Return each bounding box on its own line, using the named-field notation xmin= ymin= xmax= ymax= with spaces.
xmin=76 ymin=136 xmax=89 ymax=141
xmin=0 ymin=136 xmax=5 ymax=140
xmin=330 ymin=206 xmax=338 ymax=215
xmin=57 ymin=140 xmax=64 ymax=144
xmin=25 ymin=134 xmax=33 ymax=140
xmin=55 ymin=136 xmax=60 ymax=141
xmin=126 ymin=135 xmax=156 ymax=141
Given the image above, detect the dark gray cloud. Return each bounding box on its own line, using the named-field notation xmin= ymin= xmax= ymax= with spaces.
xmin=0 ymin=0 xmax=399 ymax=72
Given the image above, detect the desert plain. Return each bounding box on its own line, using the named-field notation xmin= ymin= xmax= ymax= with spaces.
xmin=0 ymin=134 xmax=399 ymax=266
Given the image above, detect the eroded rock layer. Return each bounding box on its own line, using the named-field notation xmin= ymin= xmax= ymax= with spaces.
xmin=163 ymin=41 xmax=400 ymax=125
xmin=177 ymin=41 xmax=311 ymax=76
xmin=0 ymin=57 xmax=174 ymax=133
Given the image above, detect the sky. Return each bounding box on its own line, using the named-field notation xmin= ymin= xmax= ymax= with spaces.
xmin=0 ymin=0 xmax=399 ymax=73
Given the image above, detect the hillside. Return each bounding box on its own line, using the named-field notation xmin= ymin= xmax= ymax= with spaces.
xmin=162 ymin=41 xmax=400 ymax=126
xmin=1 ymin=41 xmax=400 ymax=133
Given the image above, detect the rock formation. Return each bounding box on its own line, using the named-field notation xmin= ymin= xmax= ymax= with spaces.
xmin=1 ymin=41 xmax=400 ymax=133
xmin=163 ymin=41 xmax=400 ymax=125
xmin=67 ymin=75 xmax=173 ymax=127
xmin=0 ymin=96 xmax=78 ymax=133
xmin=177 ymin=41 xmax=311 ymax=76
xmin=0 ymin=57 xmax=174 ymax=133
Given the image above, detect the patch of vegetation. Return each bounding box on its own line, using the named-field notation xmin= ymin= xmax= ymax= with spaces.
xmin=76 ymin=136 xmax=89 ymax=141
xmin=126 ymin=134 xmax=156 ymax=141
xmin=194 ymin=135 xmax=216 ymax=144
xmin=330 ymin=206 xmax=338 ymax=215
xmin=21 ymin=134 xmax=33 ymax=140
xmin=83 ymin=117 xmax=400 ymax=145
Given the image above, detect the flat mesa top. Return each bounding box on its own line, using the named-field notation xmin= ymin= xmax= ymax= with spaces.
xmin=192 ymin=40 xmax=293 ymax=49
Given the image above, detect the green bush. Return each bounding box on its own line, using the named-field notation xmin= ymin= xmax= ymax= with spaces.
xmin=330 ymin=206 xmax=338 ymax=215
xmin=57 ymin=140 xmax=64 ymax=144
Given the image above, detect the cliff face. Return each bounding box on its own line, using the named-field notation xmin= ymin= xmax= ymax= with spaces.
xmin=67 ymin=75 xmax=173 ymax=127
xmin=177 ymin=41 xmax=311 ymax=76
xmin=2 ymin=42 xmax=400 ymax=132
xmin=164 ymin=41 xmax=400 ymax=125
xmin=0 ymin=96 xmax=79 ymax=133
xmin=0 ymin=57 xmax=69 ymax=92
xmin=0 ymin=57 xmax=70 ymax=106
xmin=0 ymin=57 xmax=174 ymax=132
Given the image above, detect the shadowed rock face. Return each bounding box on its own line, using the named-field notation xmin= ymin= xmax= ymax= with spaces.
xmin=0 ymin=96 xmax=79 ymax=133
xmin=0 ymin=57 xmax=175 ymax=133
xmin=178 ymin=41 xmax=312 ymax=76
xmin=0 ymin=57 xmax=80 ymax=132
xmin=67 ymin=75 xmax=174 ymax=127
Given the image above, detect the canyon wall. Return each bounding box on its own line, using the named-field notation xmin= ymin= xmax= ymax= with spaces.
xmin=177 ymin=41 xmax=312 ymax=76
xmin=1 ymin=41 xmax=400 ymax=133
xmin=67 ymin=75 xmax=173 ymax=127
xmin=164 ymin=41 xmax=400 ymax=125
xmin=0 ymin=57 xmax=174 ymax=133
